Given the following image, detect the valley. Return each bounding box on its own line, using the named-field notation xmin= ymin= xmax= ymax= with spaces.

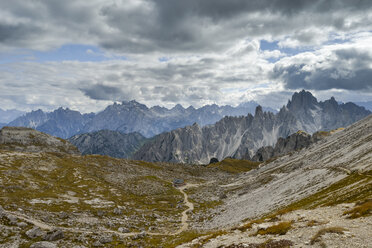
xmin=0 ymin=113 xmax=371 ymax=247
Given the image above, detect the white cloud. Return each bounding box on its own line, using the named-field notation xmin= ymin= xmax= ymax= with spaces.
xmin=1 ymin=1 xmax=372 ymax=112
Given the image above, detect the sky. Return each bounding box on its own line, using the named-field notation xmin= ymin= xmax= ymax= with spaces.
xmin=0 ymin=0 xmax=372 ymax=113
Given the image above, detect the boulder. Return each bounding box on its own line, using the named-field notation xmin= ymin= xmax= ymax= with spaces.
xmin=118 ymin=227 xmax=130 ymax=233
xmin=99 ymin=235 xmax=113 ymax=244
xmin=113 ymin=207 xmax=122 ymax=215
xmin=26 ymin=227 xmax=46 ymax=239
xmin=30 ymin=242 xmax=57 ymax=248
xmin=43 ymin=229 xmax=64 ymax=241
xmin=209 ymin=157 xmax=219 ymax=164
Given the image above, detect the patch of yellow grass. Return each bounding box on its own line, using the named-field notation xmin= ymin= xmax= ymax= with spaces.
xmin=310 ymin=227 xmax=347 ymax=245
xmin=343 ymin=199 xmax=372 ymax=219
xmin=255 ymin=221 xmax=292 ymax=236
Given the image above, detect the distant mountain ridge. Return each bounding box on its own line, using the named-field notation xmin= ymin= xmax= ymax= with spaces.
xmin=355 ymin=101 xmax=372 ymax=111
xmin=133 ymin=90 xmax=371 ymax=164
xmin=8 ymin=101 xmax=274 ymax=138
xmin=68 ymin=130 xmax=148 ymax=158
xmin=8 ymin=108 xmax=95 ymax=139
xmin=0 ymin=108 xmax=25 ymax=123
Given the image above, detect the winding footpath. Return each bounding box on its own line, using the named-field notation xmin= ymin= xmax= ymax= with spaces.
xmin=173 ymin=183 xmax=198 ymax=235
xmin=5 ymin=183 xmax=198 ymax=238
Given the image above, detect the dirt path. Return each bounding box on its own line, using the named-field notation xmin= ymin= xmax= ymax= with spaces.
xmin=5 ymin=183 xmax=198 ymax=238
xmin=10 ymin=212 xmax=53 ymax=230
xmin=172 ymin=183 xmax=197 ymax=235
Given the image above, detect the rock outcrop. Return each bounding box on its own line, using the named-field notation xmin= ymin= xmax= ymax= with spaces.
xmin=133 ymin=90 xmax=371 ymax=164
xmin=251 ymin=130 xmax=326 ymax=161
xmin=0 ymin=126 xmax=79 ymax=154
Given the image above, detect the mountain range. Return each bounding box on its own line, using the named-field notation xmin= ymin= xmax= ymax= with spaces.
xmin=133 ymin=90 xmax=371 ymax=164
xmin=7 ymin=101 xmax=274 ymax=139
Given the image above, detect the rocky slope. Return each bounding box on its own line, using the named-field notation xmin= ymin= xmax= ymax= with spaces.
xmin=251 ymin=129 xmax=331 ymax=162
xmin=68 ymin=130 xmax=148 ymax=158
xmin=201 ymin=113 xmax=372 ymax=229
xmin=176 ymin=113 xmax=371 ymax=247
xmin=180 ymin=203 xmax=372 ymax=248
xmin=0 ymin=126 xmax=80 ymax=155
xmin=8 ymin=101 xmax=274 ymax=139
xmin=133 ymin=90 xmax=371 ymax=164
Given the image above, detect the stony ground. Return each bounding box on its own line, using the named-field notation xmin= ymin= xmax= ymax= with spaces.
xmin=179 ymin=203 xmax=372 ymax=248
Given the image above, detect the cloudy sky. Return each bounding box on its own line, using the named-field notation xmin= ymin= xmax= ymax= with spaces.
xmin=1 ymin=0 xmax=372 ymax=113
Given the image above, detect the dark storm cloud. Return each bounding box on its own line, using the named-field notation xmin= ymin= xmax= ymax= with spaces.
xmin=80 ymin=84 xmax=125 ymax=101
xmin=97 ymin=0 xmax=372 ymax=52
xmin=2 ymin=0 xmax=372 ymax=53
xmin=0 ymin=23 xmax=43 ymax=44
xmin=272 ymin=48 xmax=372 ymax=91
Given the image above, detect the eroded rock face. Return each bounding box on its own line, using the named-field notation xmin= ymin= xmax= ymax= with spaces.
xmin=252 ymin=131 xmax=313 ymax=162
xmin=0 ymin=127 xmax=79 ymax=154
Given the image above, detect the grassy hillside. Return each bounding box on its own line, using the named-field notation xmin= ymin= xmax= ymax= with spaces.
xmin=0 ymin=150 xmax=233 ymax=247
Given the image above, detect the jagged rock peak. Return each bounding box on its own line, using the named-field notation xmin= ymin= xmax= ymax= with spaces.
xmin=287 ymin=89 xmax=318 ymax=110
xmin=255 ymin=105 xmax=263 ymax=116
xmin=172 ymin=104 xmax=185 ymax=111
xmin=0 ymin=126 xmax=79 ymax=154
xmin=119 ymin=100 xmax=148 ymax=109
xmin=133 ymin=90 xmax=371 ymax=164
